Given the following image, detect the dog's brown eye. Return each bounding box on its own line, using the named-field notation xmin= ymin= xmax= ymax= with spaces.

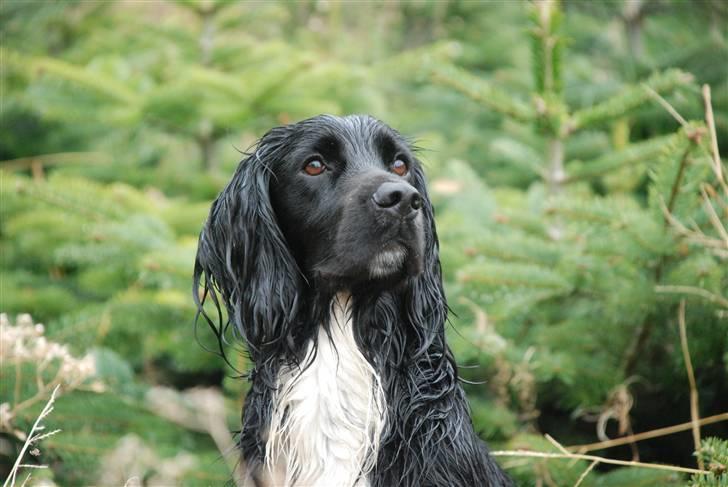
xmin=304 ymin=160 xmax=325 ymax=176
xmin=392 ymin=159 xmax=408 ymax=176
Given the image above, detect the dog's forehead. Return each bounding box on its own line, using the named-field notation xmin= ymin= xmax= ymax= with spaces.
xmin=295 ymin=115 xmax=405 ymax=159
xmin=298 ymin=114 xmax=389 ymax=137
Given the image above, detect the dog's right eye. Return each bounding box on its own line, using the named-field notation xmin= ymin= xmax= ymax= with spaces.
xmin=303 ymin=159 xmax=326 ymax=176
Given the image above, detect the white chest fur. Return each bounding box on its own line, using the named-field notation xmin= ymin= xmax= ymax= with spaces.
xmin=264 ymin=295 xmax=386 ymax=486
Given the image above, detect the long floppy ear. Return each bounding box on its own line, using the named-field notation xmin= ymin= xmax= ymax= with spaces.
xmin=193 ymin=127 xmax=302 ymax=367
xmin=369 ymin=161 xmax=511 ymax=485
xmin=379 ymin=162 xmax=511 ymax=486
xmin=406 ymin=162 xmax=448 ymax=355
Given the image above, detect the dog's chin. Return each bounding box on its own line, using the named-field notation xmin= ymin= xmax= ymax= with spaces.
xmin=368 ymin=246 xmax=408 ymax=279
xmin=315 ymin=244 xmax=423 ymax=292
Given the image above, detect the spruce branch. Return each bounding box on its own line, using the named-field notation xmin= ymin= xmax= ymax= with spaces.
xmin=659 ymin=195 xmax=728 ymax=259
xmin=373 ymin=41 xmax=461 ymax=77
xmin=12 ymin=178 xmax=107 ymax=221
xmin=665 ymin=145 xmax=693 ymax=217
xmin=528 ymin=0 xmax=569 ymax=243
xmin=622 ymin=322 xmax=655 ymax=380
xmin=187 ymin=67 xmax=252 ymax=104
xmin=4 ymin=49 xmax=138 ymax=105
xmin=546 ymin=138 xmax=565 ymax=196
xmin=623 ymin=122 xmax=705 ymax=378
xmin=691 ymin=437 xmax=728 ymax=485
xmin=188 ymin=58 xmax=311 ymax=110
xmin=530 ymin=0 xmax=564 ymax=95
xmin=570 ymin=69 xmax=693 ymax=132
xmin=546 ymin=198 xmax=667 ymax=254
xmin=169 ymin=0 xmax=226 ymax=17
xmin=622 ymin=0 xmax=646 ymax=61
xmin=247 ymin=60 xmax=314 ymax=111
xmin=564 ymin=134 xmax=675 ymax=184
xmin=457 ymin=262 xmax=573 ymax=292
xmin=430 ymin=64 xmax=534 ymax=122
xmin=198 ymin=2 xmax=217 ymax=66
xmin=1 ymin=152 xmax=112 ymax=171
xmin=648 ymin=89 xmax=727 ymax=262
xmin=545 ymin=137 xmax=566 ymax=238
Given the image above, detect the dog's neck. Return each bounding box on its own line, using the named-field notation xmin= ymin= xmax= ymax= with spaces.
xmin=263 ymin=293 xmax=386 ymax=486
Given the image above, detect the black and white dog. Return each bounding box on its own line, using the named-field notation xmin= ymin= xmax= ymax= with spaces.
xmin=193 ymin=115 xmax=510 ymax=486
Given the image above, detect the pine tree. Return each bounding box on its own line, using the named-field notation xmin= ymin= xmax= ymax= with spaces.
xmin=2 ymin=1 xmax=382 ymax=180
xmin=432 ymin=0 xmax=727 ymax=484
xmin=691 ymin=437 xmax=728 ymax=487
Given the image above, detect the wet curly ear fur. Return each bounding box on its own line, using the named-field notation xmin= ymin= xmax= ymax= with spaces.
xmin=354 ymin=163 xmax=511 ymax=486
xmin=193 ymin=127 xmax=302 ymax=366
xmin=193 ymin=127 xmax=310 ymax=467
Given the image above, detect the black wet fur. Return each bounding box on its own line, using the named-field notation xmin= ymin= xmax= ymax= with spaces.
xmin=193 ymin=114 xmax=511 ymax=487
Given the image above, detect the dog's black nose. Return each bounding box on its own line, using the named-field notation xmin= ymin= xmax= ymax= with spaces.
xmin=372 ymin=182 xmax=422 ymax=216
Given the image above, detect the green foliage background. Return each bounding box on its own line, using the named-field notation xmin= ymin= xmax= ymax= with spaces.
xmin=1 ymin=0 xmax=727 ymax=485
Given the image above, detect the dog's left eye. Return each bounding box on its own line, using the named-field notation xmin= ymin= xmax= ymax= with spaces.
xmin=391 ymin=158 xmax=408 ymax=176
xmin=303 ymin=159 xmax=326 ymax=176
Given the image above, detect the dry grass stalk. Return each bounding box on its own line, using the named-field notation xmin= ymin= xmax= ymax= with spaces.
xmin=595 ymin=384 xmax=639 ymax=460
xmin=659 ymin=199 xmax=728 ymax=259
xmin=567 ymin=412 xmax=728 ymax=453
xmin=490 ymin=448 xmax=709 ymax=476
xmin=655 ymin=285 xmax=728 ymax=310
xmin=573 ymin=460 xmax=599 ymax=487
xmin=546 ymin=434 xmax=582 ymax=472
xmin=508 ymin=431 xmax=709 ymax=484
xmin=19 ymin=473 xmax=32 ymax=487
xmin=545 ymin=434 xmax=570 ymax=455
xmin=678 ymin=300 xmax=703 ymax=470
xmin=3 ymin=385 xmax=61 ymax=487
xmin=643 ymin=84 xmax=689 ymax=128
xmin=702 ymin=84 xmax=726 ymax=193
xmin=700 ymin=183 xmax=728 ymax=248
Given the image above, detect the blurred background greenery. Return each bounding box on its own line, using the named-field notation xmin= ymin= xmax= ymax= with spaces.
xmin=1 ymin=0 xmax=727 ymax=485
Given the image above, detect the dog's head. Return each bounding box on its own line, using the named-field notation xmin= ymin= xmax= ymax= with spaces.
xmin=194 ymin=115 xmax=443 ymax=361
xmin=268 ymin=115 xmax=427 ymax=288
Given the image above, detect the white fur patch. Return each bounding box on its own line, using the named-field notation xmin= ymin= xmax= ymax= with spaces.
xmin=264 ymin=294 xmax=386 ymax=486
xmin=368 ymin=247 xmax=407 ymax=278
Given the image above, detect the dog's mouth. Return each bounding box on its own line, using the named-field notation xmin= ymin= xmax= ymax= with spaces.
xmin=314 ymin=234 xmax=424 ymax=287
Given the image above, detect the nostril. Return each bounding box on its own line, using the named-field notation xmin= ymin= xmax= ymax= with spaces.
xmin=373 ymin=187 xmax=402 ymax=208
xmin=410 ymin=193 xmax=422 ymax=210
